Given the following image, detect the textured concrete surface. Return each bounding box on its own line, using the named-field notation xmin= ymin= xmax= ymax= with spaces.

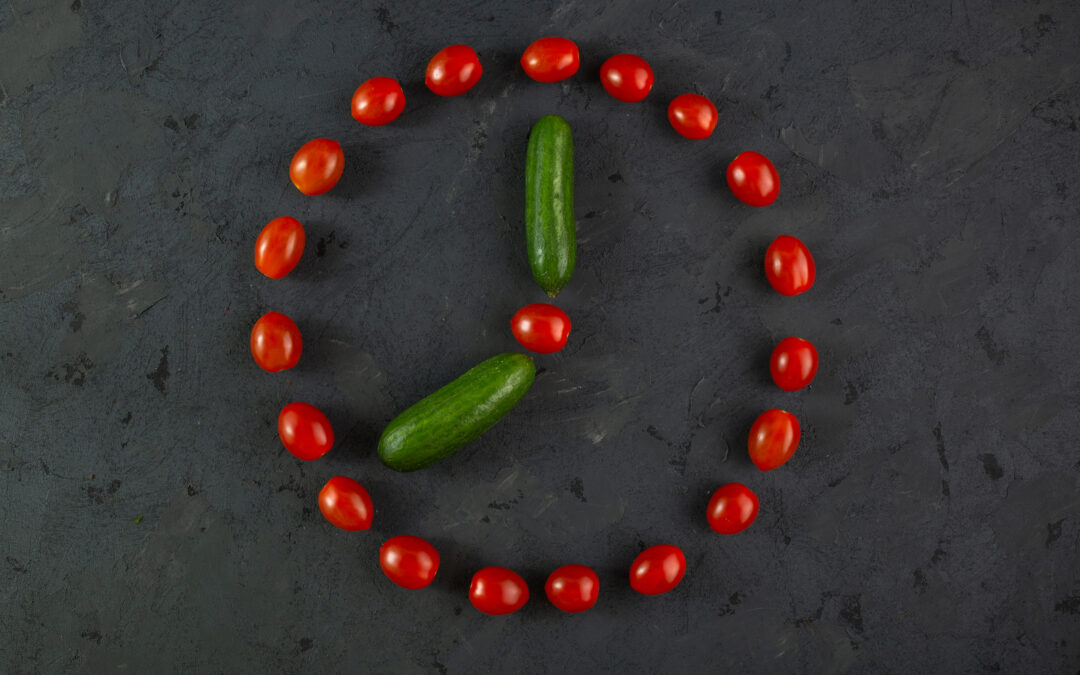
xmin=1 ymin=0 xmax=1079 ymax=672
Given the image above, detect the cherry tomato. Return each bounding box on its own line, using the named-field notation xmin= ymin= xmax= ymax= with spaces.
xmin=748 ymin=409 xmax=801 ymax=471
xmin=351 ymin=76 xmax=406 ymax=126
xmin=510 ymin=303 xmax=571 ymax=354
xmin=289 ymin=138 xmax=344 ymax=196
xmin=318 ymin=476 xmax=373 ymax=530
xmin=629 ymin=545 xmax=686 ymax=595
xmin=277 ymin=402 xmax=334 ymax=461
xmin=425 ymin=45 xmax=482 ymax=97
xmin=726 ymin=151 xmax=779 ymax=206
xmin=254 ymin=216 xmax=305 ymax=279
xmin=544 ymin=564 xmax=599 ymax=613
xmin=667 ymin=93 xmax=718 ymax=139
xmin=770 ymin=337 xmax=819 ymax=391
xmin=380 ymin=536 xmax=440 ymax=590
xmin=250 ymin=311 xmax=302 ymax=372
xmin=521 ymin=37 xmax=580 ymax=83
xmin=599 ymin=53 xmax=654 ymax=102
xmin=765 ymin=235 xmax=816 ymax=296
xmin=469 ymin=567 xmax=529 ymax=615
xmin=706 ymin=483 xmax=759 ymax=534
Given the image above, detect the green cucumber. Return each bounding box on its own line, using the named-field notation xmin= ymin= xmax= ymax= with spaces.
xmin=526 ymin=114 xmax=576 ymax=297
xmin=377 ymin=353 xmax=536 ymax=472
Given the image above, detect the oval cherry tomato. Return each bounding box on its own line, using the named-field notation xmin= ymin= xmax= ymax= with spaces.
xmin=318 ymin=476 xmax=373 ymax=530
xmin=469 ymin=567 xmax=529 ymax=615
xmin=667 ymin=93 xmax=718 ymax=139
xmin=254 ymin=216 xmax=305 ymax=279
xmin=726 ymin=151 xmax=779 ymax=206
xmin=277 ymin=402 xmax=334 ymax=461
xmin=544 ymin=564 xmax=599 ymax=613
xmin=770 ymin=337 xmax=819 ymax=391
xmin=351 ymin=76 xmax=406 ymax=126
xmin=748 ymin=409 xmax=801 ymax=471
xmin=765 ymin=235 xmax=816 ymax=296
xmin=629 ymin=545 xmax=686 ymax=595
xmin=706 ymin=483 xmax=759 ymax=534
xmin=425 ymin=45 xmax=482 ymax=97
xmin=521 ymin=37 xmax=580 ymax=83
xmin=250 ymin=311 xmax=302 ymax=372
xmin=510 ymin=303 xmax=571 ymax=354
xmin=289 ymin=138 xmax=344 ymax=196
xmin=599 ymin=53 xmax=654 ymax=102
xmin=380 ymin=536 xmax=440 ymax=590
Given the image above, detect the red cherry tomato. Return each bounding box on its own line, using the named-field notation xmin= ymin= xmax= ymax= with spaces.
xmin=351 ymin=76 xmax=406 ymax=126
xmin=318 ymin=476 xmax=373 ymax=530
xmin=379 ymin=536 xmax=440 ymax=590
xmin=748 ymin=409 xmax=801 ymax=471
xmin=254 ymin=216 xmax=305 ymax=279
xmin=706 ymin=483 xmax=759 ymax=534
xmin=521 ymin=37 xmax=580 ymax=83
xmin=765 ymin=235 xmax=816 ymax=296
xmin=277 ymin=402 xmax=334 ymax=461
xmin=770 ymin=337 xmax=819 ymax=391
xmin=510 ymin=303 xmax=571 ymax=354
xmin=544 ymin=564 xmax=599 ymax=613
xmin=289 ymin=138 xmax=344 ymax=196
xmin=726 ymin=151 xmax=779 ymax=206
xmin=250 ymin=311 xmax=302 ymax=372
xmin=469 ymin=567 xmax=529 ymax=615
xmin=667 ymin=93 xmax=718 ymax=139
xmin=425 ymin=45 xmax=482 ymax=97
xmin=629 ymin=545 xmax=686 ymax=595
xmin=600 ymin=53 xmax=654 ymax=102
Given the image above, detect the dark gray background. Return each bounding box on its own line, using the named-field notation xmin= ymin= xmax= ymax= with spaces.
xmin=1 ymin=0 xmax=1078 ymax=672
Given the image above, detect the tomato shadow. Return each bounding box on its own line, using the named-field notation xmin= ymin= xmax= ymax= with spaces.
xmin=329 ymin=141 xmax=383 ymax=201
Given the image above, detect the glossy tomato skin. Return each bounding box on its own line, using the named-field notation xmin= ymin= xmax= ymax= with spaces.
xmin=318 ymin=476 xmax=373 ymax=530
xmin=667 ymin=93 xmax=718 ymax=139
xmin=290 ymin=138 xmax=344 ymax=196
xmin=706 ymin=483 xmax=759 ymax=534
xmin=765 ymin=235 xmax=816 ymax=296
xmin=748 ymin=409 xmax=801 ymax=471
xmin=600 ymin=54 xmax=654 ymax=102
xmin=770 ymin=337 xmax=819 ymax=391
xmin=250 ymin=311 xmax=302 ymax=372
xmin=380 ymin=536 xmax=440 ymax=590
xmin=254 ymin=216 xmax=305 ymax=279
xmin=544 ymin=564 xmax=599 ymax=613
xmin=351 ymin=77 xmax=406 ymax=126
xmin=629 ymin=545 xmax=686 ymax=595
xmin=278 ymin=402 xmax=334 ymax=461
xmin=469 ymin=567 xmax=529 ymax=615
xmin=726 ymin=151 xmax=780 ymax=206
xmin=510 ymin=303 xmax=571 ymax=354
xmin=521 ymin=37 xmax=580 ymax=83
xmin=425 ymin=45 xmax=482 ymax=97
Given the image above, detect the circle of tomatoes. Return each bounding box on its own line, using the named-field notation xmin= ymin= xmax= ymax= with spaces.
xmin=706 ymin=483 xmax=759 ymax=534
xmin=250 ymin=311 xmax=302 ymax=372
xmin=629 ymin=545 xmax=686 ymax=595
xmin=770 ymin=337 xmax=819 ymax=391
xmin=289 ymin=138 xmax=344 ymax=196
xmin=380 ymin=536 xmax=440 ymax=590
xmin=667 ymin=93 xmax=718 ymax=139
xmin=765 ymin=235 xmax=816 ymax=296
xmin=600 ymin=53 xmax=654 ymax=102
xmin=521 ymin=37 xmax=580 ymax=83
xmin=254 ymin=216 xmax=305 ymax=279
xmin=726 ymin=151 xmax=779 ymax=207
xmin=425 ymin=45 xmax=482 ymax=97
xmin=469 ymin=567 xmax=529 ymax=615
xmin=748 ymin=409 xmax=801 ymax=471
xmin=318 ymin=476 xmax=373 ymax=530
xmin=544 ymin=564 xmax=599 ymax=613
xmin=351 ymin=76 xmax=406 ymax=126
xmin=510 ymin=303 xmax=571 ymax=354
xmin=277 ymin=402 xmax=334 ymax=461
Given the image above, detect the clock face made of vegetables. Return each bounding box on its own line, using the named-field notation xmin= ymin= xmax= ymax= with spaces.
xmin=250 ymin=39 xmax=818 ymax=615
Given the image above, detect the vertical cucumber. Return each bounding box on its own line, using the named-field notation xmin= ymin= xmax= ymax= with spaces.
xmin=526 ymin=114 xmax=576 ymax=297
